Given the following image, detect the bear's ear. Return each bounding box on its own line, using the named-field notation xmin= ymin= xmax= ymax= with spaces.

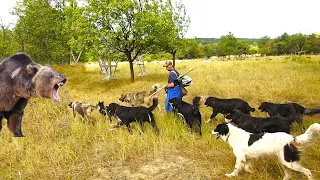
xmin=26 ymin=64 xmax=39 ymax=75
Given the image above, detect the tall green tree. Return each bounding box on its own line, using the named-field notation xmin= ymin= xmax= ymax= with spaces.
xmin=156 ymin=0 xmax=190 ymax=67
xmin=288 ymin=33 xmax=308 ymax=54
xmin=216 ymin=32 xmax=238 ymax=56
xmin=13 ymin=0 xmax=69 ymax=64
xmin=182 ymin=38 xmax=203 ymax=59
xmin=235 ymin=40 xmax=249 ymax=55
xmin=63 ymin=0 xmax=91 ymax=64
xmin=87 ymin=0 xmax=177 ymax=82
xmin=307 ymin=33 xmax=320 ymax=54
xmin=0 ymin=19 xmax=19 ymax=59
xmin=258 ymin=36 xmax=274 ymax=56
xmin=203 ymin=43 xmax=218 ymax=58
xmin=273 ymin=33 xmax=290 ymax=55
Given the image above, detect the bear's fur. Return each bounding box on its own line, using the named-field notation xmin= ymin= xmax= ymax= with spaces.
xmin=0 ymin=53 xmax=67 ymax=137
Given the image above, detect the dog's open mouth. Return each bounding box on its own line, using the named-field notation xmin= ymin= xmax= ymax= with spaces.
xmin=53 ymin=78 xmax=67 ymax=103
xmin=225 ymin=118 xmax=232 ymax=123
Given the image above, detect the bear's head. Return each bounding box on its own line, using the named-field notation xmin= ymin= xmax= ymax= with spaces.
xmin=26 ymin=63 xmax=67 ymax=103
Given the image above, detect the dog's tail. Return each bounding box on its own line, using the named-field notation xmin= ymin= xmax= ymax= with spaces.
xmin=148 ymin=98 xmax=159 ymax=111
xmin=303 ymin=108 xmax=320 ymax=115
xmin=152 ymin=83 xmax=161 ymax=91
xmin=293 ymin=123 xmax=320 ymax=145
xmin=193 ymin=96 xmax=201 ymax=114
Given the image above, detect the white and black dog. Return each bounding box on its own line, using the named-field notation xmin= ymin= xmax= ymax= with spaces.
xmin=212 ymin=123 xmax=320 ymax=179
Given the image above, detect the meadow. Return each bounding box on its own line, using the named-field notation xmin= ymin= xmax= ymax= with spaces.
xmin=1 ymin=55 xmax=320 ymax=179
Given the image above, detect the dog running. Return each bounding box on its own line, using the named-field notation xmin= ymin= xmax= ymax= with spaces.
xmin=107 ymin=98 xmax=159 ymax=133
xmin=119 ymin=83 xmax=161 ymax=110
xmin=204 ymin=96 xmax=255 ymax=122
xmin=97 ymin=101 xmax=113 ymax=122
xmin=212 ymin=122 xmax=320 ymax=179
xmin=259 ymin=102 xmax=320 ymax=117
xmin=225 ymin=109 xmax=292 ymax=134
xmin=169 ymin=97 xmax=202 ymax=135
xmin=68 ymin=102 xmax=99 ymax=120
xmin=258 ymin=102 xmax=320 ymax=130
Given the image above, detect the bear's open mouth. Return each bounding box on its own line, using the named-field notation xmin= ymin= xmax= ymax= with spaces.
xmin=53 ymin=79 xmax=67 ymax=103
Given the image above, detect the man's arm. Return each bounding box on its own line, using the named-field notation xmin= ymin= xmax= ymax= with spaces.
xmin=166 ymin=71 xmax=178 ymax=89
xmin=166 ymin=82 xmax=175 ymax=88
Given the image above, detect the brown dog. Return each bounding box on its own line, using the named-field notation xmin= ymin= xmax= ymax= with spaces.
xmin=68 ymin=102 xmax=99 ymax=120
xmin=119 ymin=83 xmax=161 ymax=110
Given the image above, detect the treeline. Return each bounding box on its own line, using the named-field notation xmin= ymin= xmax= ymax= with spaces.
xmin=0 ymin=0 xmax=320 ymax=81
xmin=176 ymin=32 xmax=320 ymax=59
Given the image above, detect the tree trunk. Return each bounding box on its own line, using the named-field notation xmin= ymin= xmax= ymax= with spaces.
xmin=172 ymin=50 xmax=177 ymax=67
xmin=126 ymin=52 xmax=135 ymax=82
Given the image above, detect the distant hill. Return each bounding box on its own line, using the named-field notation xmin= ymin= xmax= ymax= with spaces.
xmin=195 ymin=38 xmax=261 ymax=45
xmin=195 ymin=38 xmax=219 ymax=44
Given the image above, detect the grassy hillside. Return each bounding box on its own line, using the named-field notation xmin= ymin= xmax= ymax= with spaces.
xmin=1 ymin=56 xmax=320 ymax=179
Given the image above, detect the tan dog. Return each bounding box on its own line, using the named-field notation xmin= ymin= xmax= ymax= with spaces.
xmin=119 ymin=83 xmax=161 ymax=110
xmin=68 ymin=102 xmax=99 ymax=120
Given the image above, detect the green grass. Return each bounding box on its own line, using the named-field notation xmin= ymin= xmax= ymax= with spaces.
xmin=1 ymin=56 xmax=320 ymax=179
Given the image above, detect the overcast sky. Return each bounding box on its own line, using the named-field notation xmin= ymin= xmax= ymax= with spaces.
xmin=1 ymin=0 xmax=319 ymax=38
xmin=0 ymin=0 xmax=17 ymax=27
xmin=181 ymin=0 xmax=320 ymax=38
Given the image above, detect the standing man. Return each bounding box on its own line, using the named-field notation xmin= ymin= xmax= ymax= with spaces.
xmin=163 ymin=60 xmax=182 ymax=112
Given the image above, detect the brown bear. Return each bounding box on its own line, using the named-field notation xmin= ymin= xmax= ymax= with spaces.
xmin=0 ymin=53 xmax=67 ymax=137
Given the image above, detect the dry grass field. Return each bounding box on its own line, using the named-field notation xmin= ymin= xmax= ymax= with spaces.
xmin=1 ymin=55 xmax=320 ymax=179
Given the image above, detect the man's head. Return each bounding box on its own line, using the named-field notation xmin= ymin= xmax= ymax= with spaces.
xmin=163 ymin=60 xmax=173 ymax=71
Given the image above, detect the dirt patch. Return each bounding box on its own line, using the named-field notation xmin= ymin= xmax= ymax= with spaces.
xmin=93 ymin=154 xmax=213 ymax=180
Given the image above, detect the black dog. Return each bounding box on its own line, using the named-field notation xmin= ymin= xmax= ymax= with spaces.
xmin=169 ymin=97 xmax=202 ymax=135
xmin=204 ymin=97 xmax=255 ymax=122
xmin=97 ymin=101 xmax=112 ymax=122
xmin=259 ymin=102 xmax=320 ymax=117
xmin=258 ymin=102 xmax=320 ymax=129
xmin=225 ymin=109 xmax=293 ymax=134
xmin=107 ymin=98 xmax=159 ymax=133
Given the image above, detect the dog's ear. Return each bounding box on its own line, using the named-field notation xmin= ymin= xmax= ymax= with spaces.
xmin=221 ymin=124 xmax=229 ymax=135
